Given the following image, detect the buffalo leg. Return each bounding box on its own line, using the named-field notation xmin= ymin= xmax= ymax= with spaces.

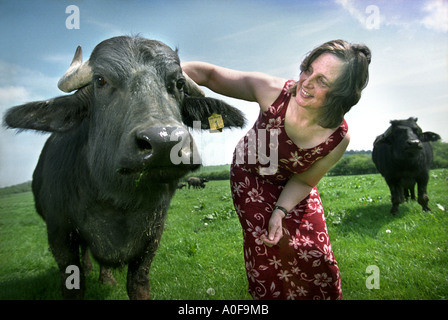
xmin=403 ymin=188 xmax=409 ymax=202
xmin=127 ymin=260 xmax=151 ymax=300
xmin=126 ymin=240 xmax=161 ymax=300
xmin=47 ymin=226 xmax=85 ymax=299
xmin=402 ymin=179 xmax=416 ymax=202
xmin=126 ymin=217 xmax=166 ymax=300
xmin=387 ymin=181 xmax=401 ymax=214
xmin=99 ymin=265 xmax=118 ymax=285
xmin=81 ymin=244 xmax=93 ymax=275
xmin=409 ymin=184 xmax=416 ymax=200
xmin=417 ymin=175 xmax=431 ymax=212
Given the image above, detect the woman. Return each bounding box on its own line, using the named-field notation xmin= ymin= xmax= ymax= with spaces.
xmin=182 ymin=39 xmax=371 ymax=300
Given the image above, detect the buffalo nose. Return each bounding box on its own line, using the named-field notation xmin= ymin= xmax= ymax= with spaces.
xmin=135 ymin=132 xmax=154 ymax=158
xmin=135 ymin=126 xmax=193 ymax=166
xmin=406 ymin=139 xmax=422 ymax=149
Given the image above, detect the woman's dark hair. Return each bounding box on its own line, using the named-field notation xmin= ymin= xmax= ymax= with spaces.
xmin=289 ymin=39 xmax=371 ymax=128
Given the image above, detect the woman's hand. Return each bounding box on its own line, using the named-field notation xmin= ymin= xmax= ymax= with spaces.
xmin=260 ymin=209 xmax=285 ymax=247
xmin=258 ymin=139 xmax=350 ymax=248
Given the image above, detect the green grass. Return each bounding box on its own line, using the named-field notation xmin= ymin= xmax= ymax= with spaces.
xmin=1 ymin=169 xmax=447 ymax=299
xmin=319 ymin=170 xmax=448 ymax=299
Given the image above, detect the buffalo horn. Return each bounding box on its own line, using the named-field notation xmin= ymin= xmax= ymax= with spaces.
xmin=58 ymin=46 xmax=93 ymax=93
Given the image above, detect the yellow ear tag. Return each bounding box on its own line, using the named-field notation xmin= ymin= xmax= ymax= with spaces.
xmin=208 ymin=113 xmax=224 ymax=133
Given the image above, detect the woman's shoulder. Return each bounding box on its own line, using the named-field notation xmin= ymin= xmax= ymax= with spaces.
xmin=325 ymin=122 xmax=350 ymax=159
xmin=256 ymin=77 xmax=291 ymax=112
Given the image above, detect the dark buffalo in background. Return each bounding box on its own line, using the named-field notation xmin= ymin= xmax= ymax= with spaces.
xmin=3 ymin=36 xmax=245 ymax=299
xmin=372 ymin=117 xmax=440 ymax=214
xmin=186 ymin=176 xmax=208 ymax=189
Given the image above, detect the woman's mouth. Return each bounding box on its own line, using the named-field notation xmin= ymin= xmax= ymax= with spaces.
xmin=300 ymin=87 xmax=313 ymax=98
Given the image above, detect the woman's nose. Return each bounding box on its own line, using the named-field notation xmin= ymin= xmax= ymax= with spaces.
xmin=302 ymin=76 xmax=313 ymax=88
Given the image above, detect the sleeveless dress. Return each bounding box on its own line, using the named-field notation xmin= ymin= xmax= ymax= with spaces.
xmin=230 ymin=80 xmax=347 ymax=300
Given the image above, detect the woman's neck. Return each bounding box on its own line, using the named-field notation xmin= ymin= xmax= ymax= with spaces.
xmin=284 ymin=99 xmax=336 ymax=149
xmin=288 ymin=99 xmax=322 ymax=128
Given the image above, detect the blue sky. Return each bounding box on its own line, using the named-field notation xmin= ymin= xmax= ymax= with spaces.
xmin=0 ymin=0 xmax=447 ymax=187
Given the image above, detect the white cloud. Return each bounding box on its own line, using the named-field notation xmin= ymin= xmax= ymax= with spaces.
xmin=0 ymin=86 xmax=33 ymax=108
xmin=334 ymin=0 xmax=385 ymax=30
xmin=421 ymin=0 xmax=448 ymax=32
xmin=85 ymin=19 xmax=129 ymax=39
xmin=0 ymin=60 xmax=59 ymax=99
xmin=336 ymin=0 xmax=448 ymax=34
xmin=335 ymin=0 xmax=367 ymax=27
xmin=42 ymin=53 xmax=75 ymax=65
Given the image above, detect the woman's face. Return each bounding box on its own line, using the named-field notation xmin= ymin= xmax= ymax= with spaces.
xmin=295 ymin=53 xmax=344 ymax=110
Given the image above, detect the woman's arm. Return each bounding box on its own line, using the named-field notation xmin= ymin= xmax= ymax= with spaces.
xmin=261 ymin=133 xmax=350 ymax=246
xmin=181 ymin=61 xmax=285 ymax=112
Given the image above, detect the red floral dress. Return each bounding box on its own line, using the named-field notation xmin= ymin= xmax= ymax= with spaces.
xmin=230 ymin=80 xmax=347 ymax=300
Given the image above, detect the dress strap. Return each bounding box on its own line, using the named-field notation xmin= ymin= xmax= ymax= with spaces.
xmin=266 ymin=80 xmax=296 ymax=116
xmin=324 ymin=119 xmax=349 ymax=152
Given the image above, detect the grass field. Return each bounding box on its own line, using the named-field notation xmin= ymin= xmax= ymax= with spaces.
xmin=0 ymin=169 xmax=447 ymax=300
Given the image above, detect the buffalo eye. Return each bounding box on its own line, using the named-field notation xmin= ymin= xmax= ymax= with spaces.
xmin=94 ymin=75 xmax=107 ymax=88
xmin=176 ymin=78 xmax=186 ymax=91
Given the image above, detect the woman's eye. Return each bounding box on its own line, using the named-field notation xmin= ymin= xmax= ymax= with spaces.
xmin=318 ymin=77 xmax=328 ymax=87
xmin=94 ymin=76 xmax=107 ymax=88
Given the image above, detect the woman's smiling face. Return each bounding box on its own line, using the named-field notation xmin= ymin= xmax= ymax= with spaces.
xmin=295 ymin=53 xmax=345 ymax=110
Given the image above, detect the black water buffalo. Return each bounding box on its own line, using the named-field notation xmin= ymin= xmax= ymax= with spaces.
xmin=3 ymin=36 xmax=245 ymax=299
xmin=372 ymin=117 xmax=440 ymax=213
xmin=187 ymin=177 xmax=208 ymax=189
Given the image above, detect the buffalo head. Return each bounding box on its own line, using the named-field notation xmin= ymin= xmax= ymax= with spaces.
xmin=374 ymin=117 xmax=440 ymax=160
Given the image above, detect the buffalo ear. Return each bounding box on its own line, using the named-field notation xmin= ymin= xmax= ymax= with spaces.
xmin=181 ymin=96 xmax=246 ymax=129
xmin=373 ymin=126 xmax=393 ymax=146
xmin=3 ymin=85 xmax=91 ymax=133
xmin=421 ymin=131 xmax=441 ymax=142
